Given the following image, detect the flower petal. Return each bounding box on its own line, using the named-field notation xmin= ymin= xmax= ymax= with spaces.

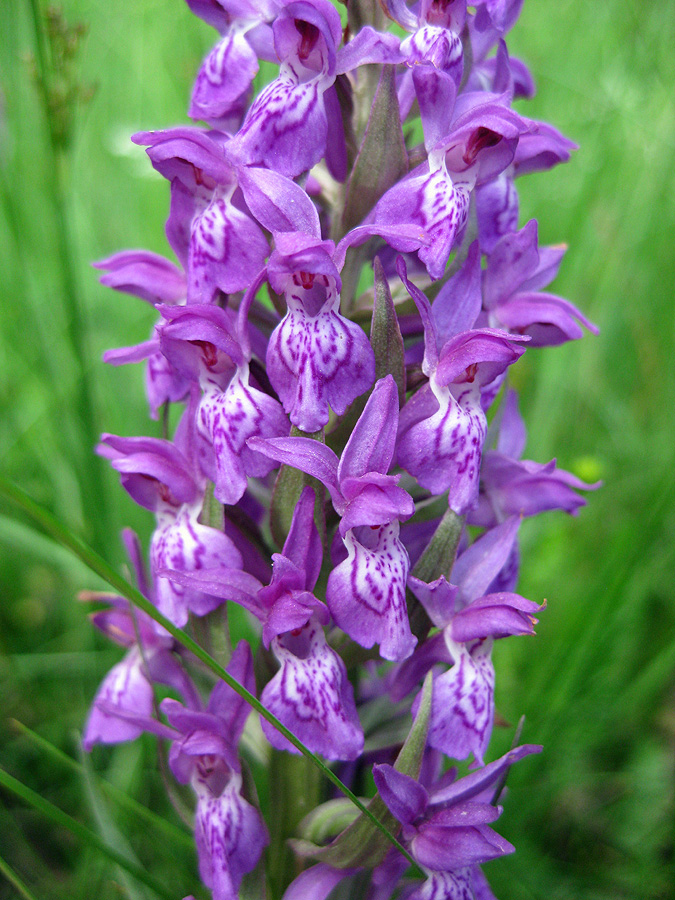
xmin=260 ymin=619 xmax=363 ymax=760
xmin=326 ymin=524 xmax=416 ymax=662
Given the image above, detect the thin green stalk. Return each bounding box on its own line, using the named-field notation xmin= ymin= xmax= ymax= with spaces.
xmin=0 ymin=473 xmax=418 ymax=872
xmin=0 ymin=853 xmax=39 ymax=900
xmin=26 ymin=0 xmax=112 ymax=556
xmin=0 ymin=767 xmax=174 ymax=900
xmin=268 ymin=751 xmax=321 ymax=898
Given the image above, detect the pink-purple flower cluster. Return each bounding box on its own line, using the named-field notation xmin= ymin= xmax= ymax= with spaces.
xmin=85 ymin=1 xmax=598 ymax=897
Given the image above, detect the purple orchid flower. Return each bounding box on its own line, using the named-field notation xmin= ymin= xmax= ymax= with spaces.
xmin=391 ymin=516 xmax=542 ymax=764
xmin=82 ymin=529 xmax=199 ymax=750
xmin=261 ymin=615 xmax=364 ymax=760
xmin=263 ymin=231 xmax=377 ymax=432
xmin=99 ymin=413 xmax=243 ymax=627
xmin=251 ymin=376 xmax=418 ymax=661
xmin=231 ymin=167 xmax=427 ymax=433
xmin=163 ymin=643 xmax=268 ymax=900
xmin=382 ymin=0 xmax=467 ymax=121
xmin=94 ymin=249 xmax=190 ymax=418
xmin=186 ymin=0 xmax=281 ymax=127
xmin=227 ymin=0 xmax=345 ymax=179
xmin=159 ymin=284 xmax=290 ymax=506
xmin=396 ymin=258 xmax=527 ymax=513
xmin=478 ymin=219 xmax=598 ymax=346
xmin=96 ymin=641 xmax=268 ymax=900
xmin=373 ymin=743 xmax=541 ymax=898
xmin=160 ymin=487 xmax=364 ymax=760
xmin=370 ymin=86 xmax=530 ymax=279
xmin=227 ymin=0 xmax=408 ymax=180
xmin=133 ymin=127 xmax=269 ymax=303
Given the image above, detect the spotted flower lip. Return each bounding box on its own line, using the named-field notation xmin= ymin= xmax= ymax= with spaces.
xmin=186 ymin=0 xmax=281 ymax=125
xmin=159 ymin=295 xmax=290 ymax=506
xmin=253 ymin=232 xmax=377 ymax=432
xmin=227 ymin=0 xmax=344 ymax=179
xmin=326 ymin=521 xmax=416 ymax=661
xmin=260 ymin=616 xmax=364 ymax=760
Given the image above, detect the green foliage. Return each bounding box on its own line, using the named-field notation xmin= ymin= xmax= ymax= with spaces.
xmin=0 ymin=1 xmax=673 ymax=899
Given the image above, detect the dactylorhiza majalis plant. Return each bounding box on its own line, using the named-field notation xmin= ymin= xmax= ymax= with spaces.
xmin=84 ymin=1 xmax=599 ymax=897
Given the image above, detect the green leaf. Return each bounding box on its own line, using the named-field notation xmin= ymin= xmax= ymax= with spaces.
xmin=371 ymin=256 xmax=406 ymax=405
xmin=292 ymin=672 xmax=432 ymax=870
xmin=411 ymin=507 xmax=464 ymax=583
xmin=0 ymin=474 xmax=410 ymax=865
xmin=340 ymin=65 xmax=408 ymax=237
xmin=299 ymin=798 xmax=363 ymax=844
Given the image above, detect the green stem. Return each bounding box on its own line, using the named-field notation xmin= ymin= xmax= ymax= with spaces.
xmin=408 ymin=507 xmax=464 ymax=639
xmin=267 ymin=751 xmax=321 ymax=898
xmin=0 ymin=474 xmax=416 ymax=870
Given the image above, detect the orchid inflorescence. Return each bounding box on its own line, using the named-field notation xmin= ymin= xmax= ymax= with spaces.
xmin=84 ymin=1 xmax=598 ymax=897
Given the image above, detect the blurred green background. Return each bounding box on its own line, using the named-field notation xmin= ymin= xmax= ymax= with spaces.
xmin=0 ymin=1 xmax=673 ymax=898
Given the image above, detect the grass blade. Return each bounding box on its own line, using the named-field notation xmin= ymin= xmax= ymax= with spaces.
xmin=0 ymin=767 xmax=174 ymax=900
xmin=79 ymin=747 xmax=149 ymax=900
xmin=0 ymin=853 xmax=40 ymax=900
xmin=11 ymin=720 xmax=193 ymax=850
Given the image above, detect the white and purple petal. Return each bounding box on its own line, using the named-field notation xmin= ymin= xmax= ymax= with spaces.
xmin=266 ymin=302 xmax=375 ymax=432
xmin=408 ymin=868 xmax=477 ymax=900
xmin=371 ymin=159 xmax=472 ymax=280
xmin=230 ymin=76 xmax=331 ymax=178
xmin=418 ymin=638 xmax=494 ymax=765
xmin=82 ymin=646 xmax=154 ymax=750
xmin=151 ymin=505 xmax=243 ymax=626
xmin=193 ymin=773 xmax=268 ymax=900
xmin=190 ymin=28 xmax=259 ymax=123
xmin=397 ymin=379 xmax=486 ymax=513
xmin=198 ymin=367 xmax=289 ymax=506
xmin=260 ymin=618 xmax=363 ymax=761
xmin=326 ymin=524 xmax=416 ymax=662
xmin=188 ymin=189 xmax=269 ymax=302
